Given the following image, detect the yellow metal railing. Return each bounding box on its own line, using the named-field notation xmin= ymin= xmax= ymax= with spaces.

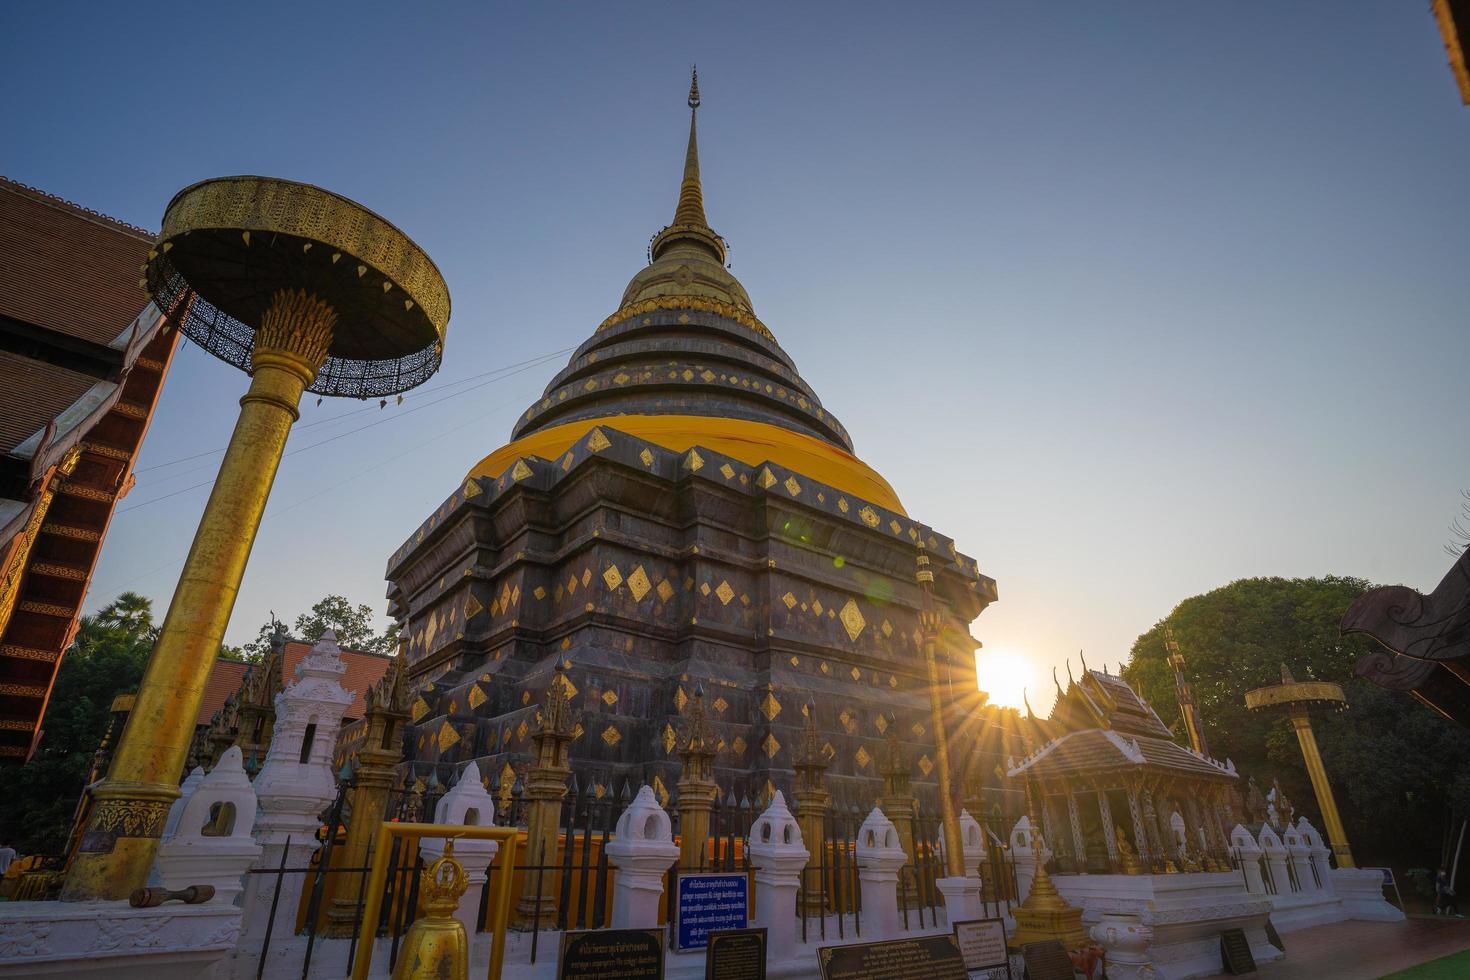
xmin=349 ymin=822 xmax=521 ymax=980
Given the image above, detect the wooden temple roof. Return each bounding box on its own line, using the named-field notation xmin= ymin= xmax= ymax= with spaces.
xmin=1011 ymin=667 xmax=1237 ymax=784
xmin=0 ymin=177 xmax=178 ymax=763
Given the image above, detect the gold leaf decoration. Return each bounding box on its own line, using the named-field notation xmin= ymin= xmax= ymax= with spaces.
xmin=762 ymin=733 xmax=780 ymax=759
xmin=516 ymin=720 xmax=528 ymax=742
xmin=713 ymin=696 xmax=729 ymax=713
xmin=782 ymin=592 xmax=798 ymax=610
xmin=715 ymin=580 xmax=735 ymax=605
xmin=468 ymin=685 xmax=487 ymax=709
xmin=890 ymin=519 xmax=903 ymax=535
xmin=656 ymin=578 xmax=674 ymax=602
xmin=719 ymin=463 xmax=735 ymax=480
xmin=640 ymin=448 xmax=655 ymax=467
xmin=851 ymin=666 xmax=862 ymax=681
xmin=411 ymin=697 xmax=430 ymax=722
xmin=881 ymin=619 xmax=893 ymax=637
xmin=840 ymin=599 xmax=866 ymax=641
xmin=465 ymin=594 xmax=484 ymax=619
xmin=700 ymin=582 xmax=711 ymax=597
xmin=674 ymin=686 xmax=689 ymax=712
xmin=732 ymin=735 xmax=747 ymax=756
xmin=601 ymin=689 xmax=619 ymax=707
xmin=438 ymin=722 xmax=460 ymax=752
xmin=918 ymin=754 xmax=934 ymax=776
xmin=652 ymin=774 xmax=669 ymax=807
xmin=911 ymin=721 xmax=926 ymax=737
xmin=586 ymin=427 xmax=611 ymax=452
xmin=855 ymin=746 xmax=872 ymax=768
xmin=603 ymin=565 xmax=624 ymax=591
xmin=875 ymin=714 xmax=888 ymax=734
xmin=784 ymin=476 xmax=802 ymax=496
xmin=602 ymin=725 xmax=621 ymax=747
xmin=662 ymin=723 xmax=677 ymax=753
xmin=533 ymin=586 xmax=547 ymax=600
xmin=760 ymin=691 xmax=781 ymax=721
xmin=858 ymin=506 xmax=880 ymax=527
xmin=463 ymin=479 xmax=482 ymax=499
xmin=757 ymin=467 xmax=777 ymax=489
xmin=511 ymin=459 xmax=533 ymax=481
xmin=628 ymin=566 xmax=651 ymax=601
xmin=811 ymin=598 xmax=823 ymax=616
xmin=684 ymin=449 xmax=704 ymax=472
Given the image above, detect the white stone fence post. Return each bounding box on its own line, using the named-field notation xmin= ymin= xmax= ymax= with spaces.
xmin=605 ymin=785 xmax=679 ymax=929
xmin=747 ymin=791 xmax=808 ymax=962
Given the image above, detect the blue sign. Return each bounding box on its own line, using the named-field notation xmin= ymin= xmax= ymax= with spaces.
xmin=675 ymin=873 xmax=748 ymax=951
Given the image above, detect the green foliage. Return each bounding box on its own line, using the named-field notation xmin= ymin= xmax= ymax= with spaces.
xmin=239 ymin=594 xmax=398 ymax=658
xmin=1122 ymin=576 xmax=1470 ymax=864
xmin=0 ymin=593 xmax=157 ymax=856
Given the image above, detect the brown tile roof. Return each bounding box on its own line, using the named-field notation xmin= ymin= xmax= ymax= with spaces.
xmin=0 ymin=352 xmax=99 ymax=455
xmin=1008 ymin=728 xmax=1237 ymax=782
xmin=196 ymin=659 xmax=250 ymax=726
xmin=195 ymin=643 xmax=394 ymax=728
xmin=281 ymin=641 xmax=393 ymax=720
xmin=0 ymin=178 xmax=152 ymax=347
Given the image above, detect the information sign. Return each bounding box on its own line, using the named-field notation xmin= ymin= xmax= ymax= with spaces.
xmin=817 ymin=935 xmax=969 ymax=980
xmin=1219 ymin=927 xmax=1257 ymax=975
xmin=675 ymin=873 xmax=749 ymax=951
xmin=705 ymin=927 xmax=767 ymax=980
xmin=1019 ymin=941 xmax=1075 ymax=980
xmin=558 ymin=928 xmax=664 ymax=980
xmin=951 ymin=918 xmax=1011 ymax=977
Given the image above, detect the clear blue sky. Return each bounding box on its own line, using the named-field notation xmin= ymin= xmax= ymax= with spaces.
xmin=6 ymin=2 xmax=1467 ymax=712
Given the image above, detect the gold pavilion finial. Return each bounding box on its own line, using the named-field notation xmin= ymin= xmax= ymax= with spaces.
xmin=673 ymin=66 xmax=710 ymax=230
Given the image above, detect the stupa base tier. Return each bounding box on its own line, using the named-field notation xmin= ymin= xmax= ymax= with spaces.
xmin=1009 ymin=904 xmax=1088 ymax=950
xmin=374 ymin=423 xmax=995 ymax=804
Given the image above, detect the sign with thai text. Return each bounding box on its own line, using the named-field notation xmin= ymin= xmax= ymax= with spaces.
xmin=675 ymin=873 xmax=749 ymax=951
xmin=951 ymin=918 xmax=1011 ymax=977
xmin=705 ymin=927 xmax=766 ymax=980
xmin=558 ymin=928 xmax=664 ymax=980
xmin=817 ymin=935 xmax=969 ymax=980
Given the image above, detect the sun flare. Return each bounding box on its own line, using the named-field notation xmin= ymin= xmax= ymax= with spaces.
xmin=974 ymin=647 xmax=1039 ymax=711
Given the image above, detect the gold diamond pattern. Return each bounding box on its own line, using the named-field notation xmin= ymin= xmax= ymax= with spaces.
xmin=675 ymin=686 xmax=689 ymax=712
xmin=582 ymin=569 xmax=592 ymax=588
xmin=602 ymin=725 xmax=621 ymax=747
xmin=761 ymin=733 xmax=780 ymax=759
xmin=652 ymin=775 xmax=669 ymax=807
xmin=468 ymin=685 xmax=487 ymax=709
xmin=603 ymin=565 xmax=623 ymax=590
xmin=918 ymin=754 xmax=934 ymax=776
xmin=411 ymin=697 xmax=430 ymax=721
xmin=838 ymin=497 xmax=850 ymax=513
xmin=890 ymin=519 xmax=902 ymax=535
xmin=732 ymin=735 xmax=747 ymax=756
xmin=875 ymin=714 xmax=888 ymax=734
xmin=562 ymin=675 xmax=579 ymax=698
xmin=760 ymin=692 xmax=781 ymax=721
xmin=656 ymin=579 xmax=674 ymax=602
xmin=820 ymin=662 xmax=831 ymax=675
xmin=719 ymin=463 xmax=735 ymax=480
xmin=522 ymin=690 xmax=532 ymax=705
xmin=516 ymin=720 xmax=528 ymax=741
xmin=684 ymin=449 xmax=704 ymax=472
xmin=789 ymin=656 xmax=800 ymax=666
xmin=840 ymin=599 xmax=866 ymax=640
xmin=713 ymin=696 xmax=729 ymax=713
xmin=811 ymin=598 xmax=823 ymax=616
xmin=628 ymin=566 xmax=651 ymax=601
xmin=758 ymin=467 xmax=778 ymax=489
xmin=587 ymin=427 xmax=611 ymax=451
xmin=889 ymin=675 xmax=899 ymax=688
xmin=533 ymin=586 xmax=547 ymax=600
xmin=573 ymin=722 xmax=584 ymax=740
xmin=823 ymin=742 xmax=836 ymax=760
xmin=839 ymin=708 xmax=853 ymax=729
xmin=662 ymin=723 xmax=677 ymax=753
xmin=640 ymin=448 xmax=655 ymax=467
xmin=715 ymin=580 xmax=735 ymax=605
xmin=463 ymin=478 xmax=482 ymax=499
xmin=782 ymin=592 xmax=798 ymax=610
xmin=855 ymin=746 xmax=872 ymax=768
xmin=464 ymin=594 xmax=484 ymax=619
xmin=881 ymin=619 xmax=893 ymax=637
xmin=601 ymin=689 xmax=618 ymax=707
xmin=438 ymin=722 xmax=460 ymax=752
xmin=511 ymin=459 xmax=533 ymax=481
xmin=859 ymin=506 xmax=880 ymax=527
xmin=911 ymin=721 xmax=926 ymax=737
xmin=851 ymin=666 xmax=862 ymax=681
xmin=700 ymin=582 xmax=712 ymax=596
xmin=783 ymin=476 xmax=802 ymax=496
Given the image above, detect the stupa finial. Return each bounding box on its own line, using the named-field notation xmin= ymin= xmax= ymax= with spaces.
xmin=673 ymin=66 xmax=709 ymax=230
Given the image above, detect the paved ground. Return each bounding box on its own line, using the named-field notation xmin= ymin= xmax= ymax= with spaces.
xmin=1199 ymin=917 xmax=1470 ymax=980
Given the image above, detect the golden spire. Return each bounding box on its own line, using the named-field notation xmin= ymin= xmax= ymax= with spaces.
xmin=673 ymin=66 xmax=708 ymax=228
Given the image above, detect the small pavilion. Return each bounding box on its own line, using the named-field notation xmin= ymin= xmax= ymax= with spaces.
xmin=1009 ymin=666 xmax=1238 ymax=874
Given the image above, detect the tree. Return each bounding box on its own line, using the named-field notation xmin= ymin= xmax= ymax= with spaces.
xmin=236 ymin=594 xmax=399 ymax=659
xmin=1123 ymin=576 xmax=1470 ymax=866
xmin=0 ymin=594 xmax=157 ymax=855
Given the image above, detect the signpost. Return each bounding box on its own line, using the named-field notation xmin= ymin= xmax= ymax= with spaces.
xmin=705 ymin=927 xmax=767 ymax=980
xmin=558 ymin=928 xmax=665 ymax=980
xmin=951 ymin=918 xmax=1012 ymax=978
xmin=675 ymin=873 xmax=749 ymax=951
xmin=817 ymin=935 xmax=970 ymax=980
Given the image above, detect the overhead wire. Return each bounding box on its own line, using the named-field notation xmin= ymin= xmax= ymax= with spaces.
xmin=118 ymin=347 xmax=571 ymax=514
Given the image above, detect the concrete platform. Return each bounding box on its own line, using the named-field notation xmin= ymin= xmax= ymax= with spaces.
xmin=1200 ymin=916 xmax=1470 ymax=980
